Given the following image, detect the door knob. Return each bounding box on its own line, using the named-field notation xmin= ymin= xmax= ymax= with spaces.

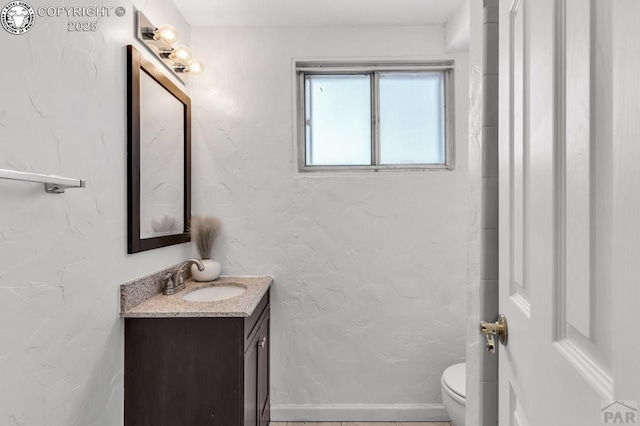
xmin=480 ymin=314 xmax=508 ymax=353
xmin=258 ymin=337 xmax=267 ymax=349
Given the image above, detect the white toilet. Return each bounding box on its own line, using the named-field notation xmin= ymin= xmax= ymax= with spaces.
xmin=441 ymin=362 xmax=466 ymax=426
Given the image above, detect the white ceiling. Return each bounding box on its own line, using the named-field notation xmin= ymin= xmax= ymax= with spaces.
xmin=172 ymin=0 xmax=467 ymax=27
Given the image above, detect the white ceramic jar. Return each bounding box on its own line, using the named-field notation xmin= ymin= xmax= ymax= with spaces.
xmin=191 ymin=259 xmax=221 ymax=282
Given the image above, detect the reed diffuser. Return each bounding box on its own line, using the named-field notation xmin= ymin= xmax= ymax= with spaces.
xmin=190 ymin=215 xmax=222 ymax=281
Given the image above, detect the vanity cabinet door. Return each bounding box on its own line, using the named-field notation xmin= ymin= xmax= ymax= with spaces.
xmin=257 ymin=312 xmax=270 ymax=426
xmin=243 ymin=331 xmax=258 ymax=426
xmin=244 ymin=306 xmax=270 ymax=426
xmin=124 ymin=317 xmax=243 ymax=426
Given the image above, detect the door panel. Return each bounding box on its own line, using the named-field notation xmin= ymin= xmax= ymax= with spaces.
xmin=554 ymin=0 xmax=613 ymax=397
xmin=498 ymin=0 xmax=622 ymax=425
xmin=509 ymin=0 xmax=530 ymax=313
xmin=563 ymin=0 xmax=593 ymax=340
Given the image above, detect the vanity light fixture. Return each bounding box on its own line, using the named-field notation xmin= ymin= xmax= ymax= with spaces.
xmin=186 ymin=61 xmax=203 ymax=74
xmin=143 ymin=23 xmax=178 ymax=46
xmin=136 ymin=10 xmax=204 ymax=80
xmin=168 ymin=45 xmax=191 ymax=62
xmin=159 ymin=46 xmax=203 ymax=74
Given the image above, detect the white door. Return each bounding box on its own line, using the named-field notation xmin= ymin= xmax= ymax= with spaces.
xmin=497 ymin=0 xmax=640 ymax=425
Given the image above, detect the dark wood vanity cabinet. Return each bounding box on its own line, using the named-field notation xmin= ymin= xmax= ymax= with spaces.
xmin=124 ymin=292 xmax=270 ymax=426
xmin=243 ymin=308 xmax=270 ymax=426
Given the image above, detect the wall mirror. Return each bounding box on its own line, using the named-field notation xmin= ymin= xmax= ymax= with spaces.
xmin=127 ymin=45 xmax=191 ymax=253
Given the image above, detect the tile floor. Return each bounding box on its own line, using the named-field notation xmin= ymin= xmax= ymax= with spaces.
xmin=270 ymin=423 xmax=452 ymax=426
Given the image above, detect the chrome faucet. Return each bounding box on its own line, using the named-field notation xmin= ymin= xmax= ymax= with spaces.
xmin=164 ymin=259 xmax=205 ymax=295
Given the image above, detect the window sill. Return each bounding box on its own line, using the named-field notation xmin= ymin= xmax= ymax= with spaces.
xmin=298 ymin=163 xmax=453 ymax=173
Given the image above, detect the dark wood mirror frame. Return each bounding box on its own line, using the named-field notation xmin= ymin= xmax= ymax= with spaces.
xmin=127 ymin=45 xmax=191 ymax=253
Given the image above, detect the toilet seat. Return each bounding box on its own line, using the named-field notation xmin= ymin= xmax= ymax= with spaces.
xmin=442 ymin=363 xmax=466 ymax=402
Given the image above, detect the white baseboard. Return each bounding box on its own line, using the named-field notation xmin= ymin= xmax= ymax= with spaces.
xmin=270 ymin=404 xmax=450 ymax=422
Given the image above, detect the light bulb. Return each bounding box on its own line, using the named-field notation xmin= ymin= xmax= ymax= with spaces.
xmin=187 ymin=61 xmax=203 ymax=74
xmin=170 ymin=45 xmax=191 ymax=63
xmin=155 ymin=24 xmax=178 ymax=46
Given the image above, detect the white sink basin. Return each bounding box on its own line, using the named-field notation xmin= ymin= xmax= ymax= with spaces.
xmin=182 ymin=285 xmax=246 ymax=302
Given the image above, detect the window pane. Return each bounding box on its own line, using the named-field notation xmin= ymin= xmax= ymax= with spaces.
xmin=379 ymin=72 xmax=445 ymax=165
xmin=305 ymin=74 xmax=371 ymax=166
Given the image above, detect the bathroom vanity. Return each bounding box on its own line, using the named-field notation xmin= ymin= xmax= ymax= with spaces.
xmin=120 ymin=275 xmax=272 ymax=426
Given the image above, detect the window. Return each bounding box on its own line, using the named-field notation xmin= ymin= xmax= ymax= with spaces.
xmin=296 ymin=61 xmax=454 ymax=172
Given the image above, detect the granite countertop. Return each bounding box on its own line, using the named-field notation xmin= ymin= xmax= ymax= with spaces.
xmin=120 ymin=275 xmax=272 ymax=318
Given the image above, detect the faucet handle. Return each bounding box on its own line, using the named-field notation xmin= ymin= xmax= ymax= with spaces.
xmin=175 ymin=269 xmax=185 ymax=285
xmin=163 ymin=260 xmax=197 ymax=296
xmin=163 ymin=272 xmax=176 ymax=295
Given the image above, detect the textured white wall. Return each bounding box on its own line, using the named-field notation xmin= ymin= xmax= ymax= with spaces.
xmin=0 ymin=1 xmax=190 ymax=424
xmin=190 ymin=25 xmax=469 ymax=421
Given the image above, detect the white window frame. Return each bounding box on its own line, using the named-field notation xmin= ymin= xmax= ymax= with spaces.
xmin=296 ymin=60 xmax=455 ymax=173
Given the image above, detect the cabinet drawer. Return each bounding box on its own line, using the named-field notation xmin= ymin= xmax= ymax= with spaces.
xmin=244 ymin=291 xmax=269 ymax=351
